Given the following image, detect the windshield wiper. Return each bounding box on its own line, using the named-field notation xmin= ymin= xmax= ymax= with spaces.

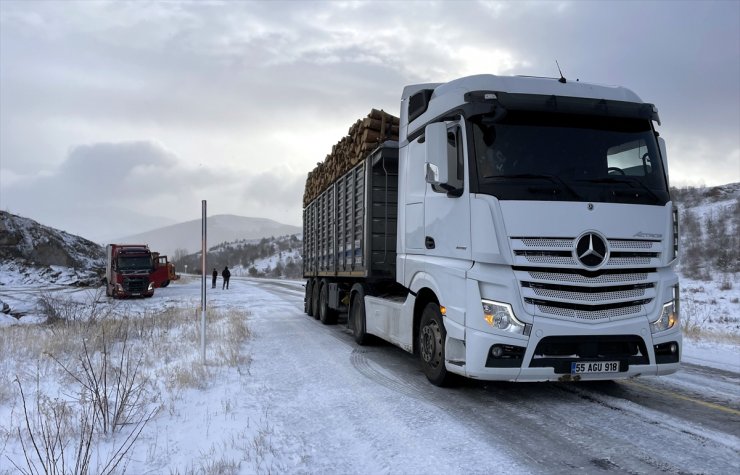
xmin=494 ymin=173 xmax=582 ymax=200
xmin=580 ymin=176 xmax=661 ymax=202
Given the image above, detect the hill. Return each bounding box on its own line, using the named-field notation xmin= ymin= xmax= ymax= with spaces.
xmin=113 ymin=215 xmax=302 ymax=257
xmin=176 ymin=234 xmax=303 ymax=279
xmin=671 ymin=182 xmax=740 ymax=279
xmin=0 ymin=211 xmax=104 ymax=288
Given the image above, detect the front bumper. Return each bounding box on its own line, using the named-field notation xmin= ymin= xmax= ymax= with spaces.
xmin=456 ymin=316 xmax=681 ymax=382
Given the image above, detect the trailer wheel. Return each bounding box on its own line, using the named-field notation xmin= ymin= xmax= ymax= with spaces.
xmin=305 ymin=280 xmax=314 ymax=316
xmin=318 ymin=279 xmax=338 ymax=325
xmin=311 ymin=280 xmax=321 ymax=319
xmin=161 ymin=280 xmax=170 ymax=288
xmin=419 ymin=302 xmax=452 ymax=386
xmin=350 ymin=284 xmax=369 ymax=345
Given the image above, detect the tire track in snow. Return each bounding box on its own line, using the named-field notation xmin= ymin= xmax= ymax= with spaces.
xmin=250 ymin=279 xmax=739 ymax=474
xmin=349 ymin=344 xmax=736 ymax=474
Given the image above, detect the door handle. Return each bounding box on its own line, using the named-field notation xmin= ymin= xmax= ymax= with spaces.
xmin=425 ymin=236 xmax=435 ymax=249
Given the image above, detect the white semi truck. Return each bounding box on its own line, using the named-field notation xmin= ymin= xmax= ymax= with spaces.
xmin=303 ymin=74 xmax=680 ymax=386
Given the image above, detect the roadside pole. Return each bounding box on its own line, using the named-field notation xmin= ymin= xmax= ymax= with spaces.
xmin=201 ymin=200 xmax=207 ymax=364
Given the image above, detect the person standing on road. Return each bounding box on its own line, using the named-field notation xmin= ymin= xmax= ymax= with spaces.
xmin=212 ymin=268 xmax=218 ymax=288
xmin=222 ymin=266 xmax=231 ymax=289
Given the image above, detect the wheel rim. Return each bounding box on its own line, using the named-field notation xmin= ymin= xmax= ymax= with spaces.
xmin=420 ymin=321 xmax=442 ymax=368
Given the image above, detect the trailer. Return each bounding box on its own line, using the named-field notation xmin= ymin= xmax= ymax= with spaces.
xmin=304 ymin=143 xmax=399 ymax=323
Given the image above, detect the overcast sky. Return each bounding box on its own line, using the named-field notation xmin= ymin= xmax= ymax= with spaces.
xmin=1 ymin=0 xmax=738 ymax=242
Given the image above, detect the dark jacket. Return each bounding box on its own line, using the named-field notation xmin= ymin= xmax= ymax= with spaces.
xmin=222 ymin=267 xmax=231 ymax=279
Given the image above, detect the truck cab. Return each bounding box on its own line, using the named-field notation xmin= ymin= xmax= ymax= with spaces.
xmin=105 ymin=244 xmax=155 ymax=298
xmin=150 ymin=252 xmax=179 ymax=288
xmin=393 ymin=75 xmax=680 ymax=383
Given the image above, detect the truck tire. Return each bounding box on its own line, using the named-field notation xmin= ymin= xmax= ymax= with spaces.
xmin=305 ymin=280 xmax=314 ymax=316
xmin=419 ymin=302 xmax=453 ymax=386
xmin=318 ymin=279 xmax=338 ymax=325
xmin=311 ymin=280 xmax=321 ymax=319
xmin=350 ymin=284 xmax=369 ymax=345
xmin=161 ymin=280 xmax=170 ymax=288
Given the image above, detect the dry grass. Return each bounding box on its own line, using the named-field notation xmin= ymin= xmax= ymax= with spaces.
xmin=0 ymin=290 xmax=252 ymax=473
xmin=681 ymin=293 xmax=740 ymax=344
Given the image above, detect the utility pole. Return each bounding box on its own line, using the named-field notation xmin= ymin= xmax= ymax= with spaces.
xmin=201 ymin=200 xmax=207 ymax=364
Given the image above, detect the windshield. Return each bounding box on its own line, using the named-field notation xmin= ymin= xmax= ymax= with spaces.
xmin=470 ymin=111 xmax=669 ymax=205
xmin=117 ymin=256 xmax=152 ymax=271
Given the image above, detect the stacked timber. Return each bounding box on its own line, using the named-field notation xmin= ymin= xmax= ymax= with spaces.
xmin=303 ymin=109 xmax=399 ymax=207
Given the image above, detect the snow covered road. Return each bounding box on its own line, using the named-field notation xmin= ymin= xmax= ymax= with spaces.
xmin=1 ymin=276 xmax=738 ymax=474
xmin=238 ymin=277 xmax=740 ymax=474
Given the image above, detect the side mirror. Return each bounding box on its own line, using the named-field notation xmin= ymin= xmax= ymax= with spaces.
xmin=658 ymin=137 xmax=669 ymax=187
xmin=424 ymin=122 xmax=449 ymax=186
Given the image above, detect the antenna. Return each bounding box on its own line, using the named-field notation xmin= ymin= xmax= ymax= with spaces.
xmin=556 ymin=60 xmax=567 ymax=83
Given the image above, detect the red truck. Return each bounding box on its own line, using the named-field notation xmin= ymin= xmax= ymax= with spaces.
xmin=105 ymin=244 xmax=155 ymax=298
xmin=150 ymin=252 xmax=180 ymax=288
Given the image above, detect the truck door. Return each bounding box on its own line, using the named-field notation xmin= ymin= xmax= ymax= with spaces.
xmin=424 ymin=122 xmax=472 ymax=261
xmin=403 ymin=136 xmax=427 ymax=253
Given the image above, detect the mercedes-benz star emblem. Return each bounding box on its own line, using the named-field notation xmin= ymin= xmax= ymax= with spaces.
xmin=575 ymin=233 xmax=608 ymax=268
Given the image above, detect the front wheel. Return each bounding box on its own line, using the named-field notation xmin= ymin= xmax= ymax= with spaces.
xmin=419 ymin=302 xmax=453 ymax=386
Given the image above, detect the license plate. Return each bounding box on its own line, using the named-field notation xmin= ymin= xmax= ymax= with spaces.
xmin=571 ymin=361 xmax=619 ymax=375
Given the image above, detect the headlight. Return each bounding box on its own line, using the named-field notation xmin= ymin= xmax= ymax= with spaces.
xmin=148 ymin=282 xmax=154 ymax=291
xmin=651 ymin=285 xmax=679 ymax=333
xmin=482 ymin=300 xmax=527 ymax=334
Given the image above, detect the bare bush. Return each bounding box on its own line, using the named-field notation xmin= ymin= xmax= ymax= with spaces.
xmin=12 ymin=375 xmax=155 ymax=475
xmin=37 ymin=288 xmax=113 ymax=325
xmin=11 ymin=378 xmax=94 ymax=475
xmin=50 ymin=321 xmax=154 ymax=435
xmin=4 ymin=291 xmax=254 ymax=473
xmin=681 ymin=296 xmax=709 ymax=338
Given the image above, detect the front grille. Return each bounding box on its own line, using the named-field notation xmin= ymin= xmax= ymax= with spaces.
xmin=511 ymin=237 xmax=661 ymax=269
xmin=511 ymin=234 xmax=661 ymax=323
xmin=519 ymin=271 xmax=655 ymax=322
xmin=124 ymin=277 xmax=147 ymax=293
xmin=520 ymin=238 xmax=572 ymax=248
xmin=526 ymin=270 xmax=648 ymax=284
xmin=609 ymin=240 xmax=654 ymax=249
xmin=529 ymin=302 xmax=644 ymax=321
xmin=523 ymin=282 xmax=652 ymax=303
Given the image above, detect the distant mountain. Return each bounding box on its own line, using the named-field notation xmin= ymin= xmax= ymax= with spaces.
xmin=0 ymin=211 xmax=104 ymax=287
xmin=113 ymin=215 xmax=302 ymax=258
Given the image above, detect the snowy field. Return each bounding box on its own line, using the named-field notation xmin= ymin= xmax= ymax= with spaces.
xmin=0 ymin=275 xmax=738 ymax=474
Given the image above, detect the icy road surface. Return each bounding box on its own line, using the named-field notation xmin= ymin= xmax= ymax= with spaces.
xmin=227 ymin=277 xmax=739 ymax=474
xmin=1 ymin=276 xmax=738 ymax=474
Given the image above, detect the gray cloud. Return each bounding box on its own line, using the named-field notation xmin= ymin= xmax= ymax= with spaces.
xmin=1 ymin=0 xmax=738 ymax=240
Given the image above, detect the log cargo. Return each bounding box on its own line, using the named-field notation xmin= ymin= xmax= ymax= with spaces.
xmin=303 ymin=109 xmax=399 ymax=207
